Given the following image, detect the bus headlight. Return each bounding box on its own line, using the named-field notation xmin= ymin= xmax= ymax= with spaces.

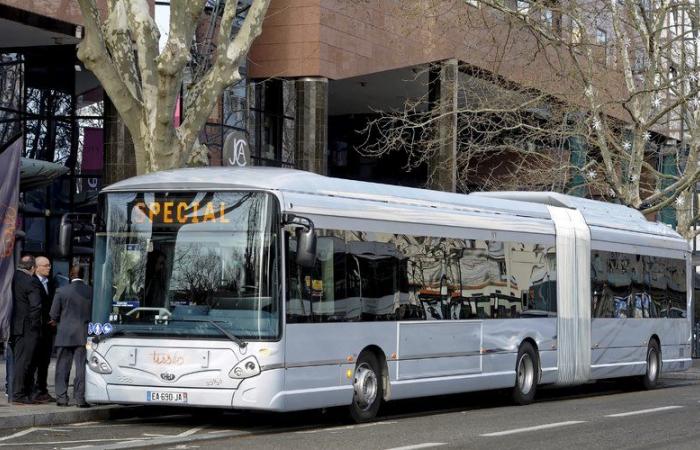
xmin=229 ymin=356 xmax=260 ymax=379
xmin=86 ymin=338 xmax=97 ymax=352
xmin=87 ymin=351 xmax=112 ymax=374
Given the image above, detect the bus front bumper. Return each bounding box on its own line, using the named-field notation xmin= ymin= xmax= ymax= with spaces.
xmin=85 ymin=368 xmax=286 ymax=410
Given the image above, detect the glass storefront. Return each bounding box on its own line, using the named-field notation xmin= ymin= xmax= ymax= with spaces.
xmin=1 ymin=45 xmax=104 ymax=279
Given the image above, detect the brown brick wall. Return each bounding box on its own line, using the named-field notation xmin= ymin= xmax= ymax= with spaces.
xmin=249 ymin=0 xmax=627 ymax=120
xmin=0 ymin=1 xmax=160 ymax=28
xmin=250 ymin=0 xmax=558 ymax=80
xmin=248 ymin=0 xmax=322 ymax=78
xmin=2 ymin=0 xmax=85 ymax=25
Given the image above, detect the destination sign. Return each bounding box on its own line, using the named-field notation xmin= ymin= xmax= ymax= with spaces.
xmin=131 ymin=201 xmax=231 ymax=224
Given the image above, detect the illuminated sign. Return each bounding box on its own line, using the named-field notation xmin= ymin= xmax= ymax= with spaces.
xmin=132 ymin=201 xmax=231 ymax=224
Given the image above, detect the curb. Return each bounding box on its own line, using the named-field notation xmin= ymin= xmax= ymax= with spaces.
xmin=0 ymin=405 xmax=162 ymax=431
xmin=662 ymin=373 xmax=700 ymax=381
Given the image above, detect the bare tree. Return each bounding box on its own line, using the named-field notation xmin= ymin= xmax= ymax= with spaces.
xmin=361 ymin=65 xmax=599 ymax=195
xmin=76 ymin=0 xmax=270 ymax=174
xmin=488 ymin=0 xmax=700 ymax=236
xmin=361 ymin=0 xmax=700 ymax=236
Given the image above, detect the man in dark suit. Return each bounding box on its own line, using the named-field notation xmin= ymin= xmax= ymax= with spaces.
xmin=10 ymin=255 xmax=42 ymax=404
xmin=49 ymin=265 xmax=91 ymax=407
xmin=31 ymin=256 xmax=55 ymax=402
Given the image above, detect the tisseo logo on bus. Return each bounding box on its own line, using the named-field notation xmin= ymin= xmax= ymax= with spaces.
xmin=132 ymin=200 xmax=231 ymax=225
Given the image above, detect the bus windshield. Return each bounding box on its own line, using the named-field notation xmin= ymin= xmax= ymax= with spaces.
xmin=92 ymin=191 xmax=280 ymax=340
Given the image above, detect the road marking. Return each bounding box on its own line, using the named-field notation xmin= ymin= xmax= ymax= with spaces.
xmin=176 ymin=426 xmax=207 ymax=437
xmin=384 ymin=444 xmax=446 ymax=450
xmin=295 ymin=421 xmax=397 ymax=434
xmin=605 ymin=406 xmax=683 ymax=417
xmin=69 ymin=422 xmax=100 ymax=426
xmin=0 ymin=427 xmax=71 ymax=442
xmin=0 ymin=437 xmax=148 ymax=447
xmin=481 ymin=421 xmax=587 ymax=437
xmin=88 ymin=430 xmax=253 ymax=449
xmin=0 ymin=429 xmax=36 ymax=442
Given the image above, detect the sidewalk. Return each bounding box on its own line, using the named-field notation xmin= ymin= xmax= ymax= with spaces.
xmin=0 ymin=354 xmax=155 ymax=430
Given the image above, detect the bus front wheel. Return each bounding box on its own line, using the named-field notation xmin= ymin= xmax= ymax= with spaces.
xmin=349 ymin=352 xmax=383 ymax=423
xmin=512 ymin=342 xmax=538 ymax=405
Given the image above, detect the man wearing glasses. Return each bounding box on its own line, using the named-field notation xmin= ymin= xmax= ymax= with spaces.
xmin=31 ymin=256 xmax=56 ymax=403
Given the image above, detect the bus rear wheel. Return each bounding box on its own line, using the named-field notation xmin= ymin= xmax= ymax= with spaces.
xmin=512 ymin=342 xmax=538 ymax=405
xmin=349 ymin=352 xmax=383 ymax=423
xmin=639 ymin=340 xmax=661 ymax=390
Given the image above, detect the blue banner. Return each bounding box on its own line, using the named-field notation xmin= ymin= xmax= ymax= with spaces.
xmin=0 ymin=137 xmax=21 ymax=341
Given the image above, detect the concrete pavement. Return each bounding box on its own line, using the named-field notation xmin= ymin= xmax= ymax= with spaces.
xmin=0 ymin=351 xmax=158 ymax=430
xmin=2 ymin=369 xmax=699 ymax=449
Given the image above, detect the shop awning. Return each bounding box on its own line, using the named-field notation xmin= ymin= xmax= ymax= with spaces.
xmin=20 ymin=157 xmax=69 ymax=191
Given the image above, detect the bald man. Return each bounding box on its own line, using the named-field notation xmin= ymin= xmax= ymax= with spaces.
xmin=30 ymin=256 xmax=56 ymax=402
xmin=50 ymin=265 xmax=91 ymax=407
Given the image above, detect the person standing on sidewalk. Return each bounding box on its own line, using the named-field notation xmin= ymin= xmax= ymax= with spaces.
xmin=10 ymin=255 xmax=42 ymax=404
xmin=31 ymin=256 xmax=55 ymax=403
xmin=49 ymin=265 xmax=91 ymax=407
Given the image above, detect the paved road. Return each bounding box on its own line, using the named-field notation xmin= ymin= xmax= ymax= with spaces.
xmin=0 ymin=378 xmax=698 ymax=449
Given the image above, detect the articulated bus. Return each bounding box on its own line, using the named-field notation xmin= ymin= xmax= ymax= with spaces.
xmin=70 ymin=167 xmax=692 ymax=422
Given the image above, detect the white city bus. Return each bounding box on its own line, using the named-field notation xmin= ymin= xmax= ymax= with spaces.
xmin=74 ymin=167 xmax=692 ymax=422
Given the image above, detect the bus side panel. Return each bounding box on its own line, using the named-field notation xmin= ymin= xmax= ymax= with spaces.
xmin=590 ymin=318 xmax=691 ymax=379
xmin=654 ymin=317 xmax=691 ymax=371
xmin=396 ymin=321 xmax=481 ymax=380
xmin=282 ymin=322 xmax=397 ymax=410
xmin=389 ymin=319 xmax=558 ymax=400
xmin=481 ymin=318 xmax=558 ymax=382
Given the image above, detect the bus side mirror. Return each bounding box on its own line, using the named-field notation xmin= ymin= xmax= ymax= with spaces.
xmin=295 ymin=227 xmax=316 ymax=268
xmin=57 ymin=213 xmax=99 ymax=258
xmin=284 ymin=214 xmax=317 ymax=268
xmin=58 ymin=220 xmax=73 ymax=258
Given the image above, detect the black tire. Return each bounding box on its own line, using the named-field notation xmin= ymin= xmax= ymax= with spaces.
xmin=512 ymin=342 xmax=538 ymax=405
xmin=639 ymin=340 xmax=661 ymax=390
xmin=349 ymin=352 xmax=383 ymax=423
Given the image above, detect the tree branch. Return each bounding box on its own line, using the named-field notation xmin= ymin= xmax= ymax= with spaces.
xmin=179 ymin=0 xmax=270 ymax=163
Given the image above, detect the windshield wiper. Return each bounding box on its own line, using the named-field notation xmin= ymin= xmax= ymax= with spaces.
xmin=206 ymin=320 xmax=248 ymax=349
xmin=169 ymin=318 xmax=247 ymax=349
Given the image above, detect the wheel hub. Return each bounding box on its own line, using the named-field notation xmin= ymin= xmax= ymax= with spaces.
xmin=517 ymin=353 xmax=534 ymax=395
xmin=353 ymin=363 xmax=378 ymax=410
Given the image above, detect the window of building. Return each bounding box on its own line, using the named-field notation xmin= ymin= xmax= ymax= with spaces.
xmin=542 ymin=9 xmax=553 ymax=27
xmin=249 ymin=79 xmax=295 ymax=167
xmin=595 ymin=28 xmax=607 ymax=45
xmin=570 ymin=21 xmax=583 ymax=44
xmin=517 ymin=0 xmax=530 ymax=14
xmin=540 ymin=6 xmax=562 ymax=35
xmin=0 ymin=45 xmax=104 ymax=283
xmin=0 ymin=53 xmax=23 ymax=150
xmin=595 ymin=28 xmax=608 ymax=65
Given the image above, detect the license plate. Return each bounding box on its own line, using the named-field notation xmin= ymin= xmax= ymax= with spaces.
xmin=147 ymin=391 xmax=188 ymax=404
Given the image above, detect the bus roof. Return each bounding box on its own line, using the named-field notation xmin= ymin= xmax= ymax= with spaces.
xmin=102 ymin=166 xmax=683 ymax=242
